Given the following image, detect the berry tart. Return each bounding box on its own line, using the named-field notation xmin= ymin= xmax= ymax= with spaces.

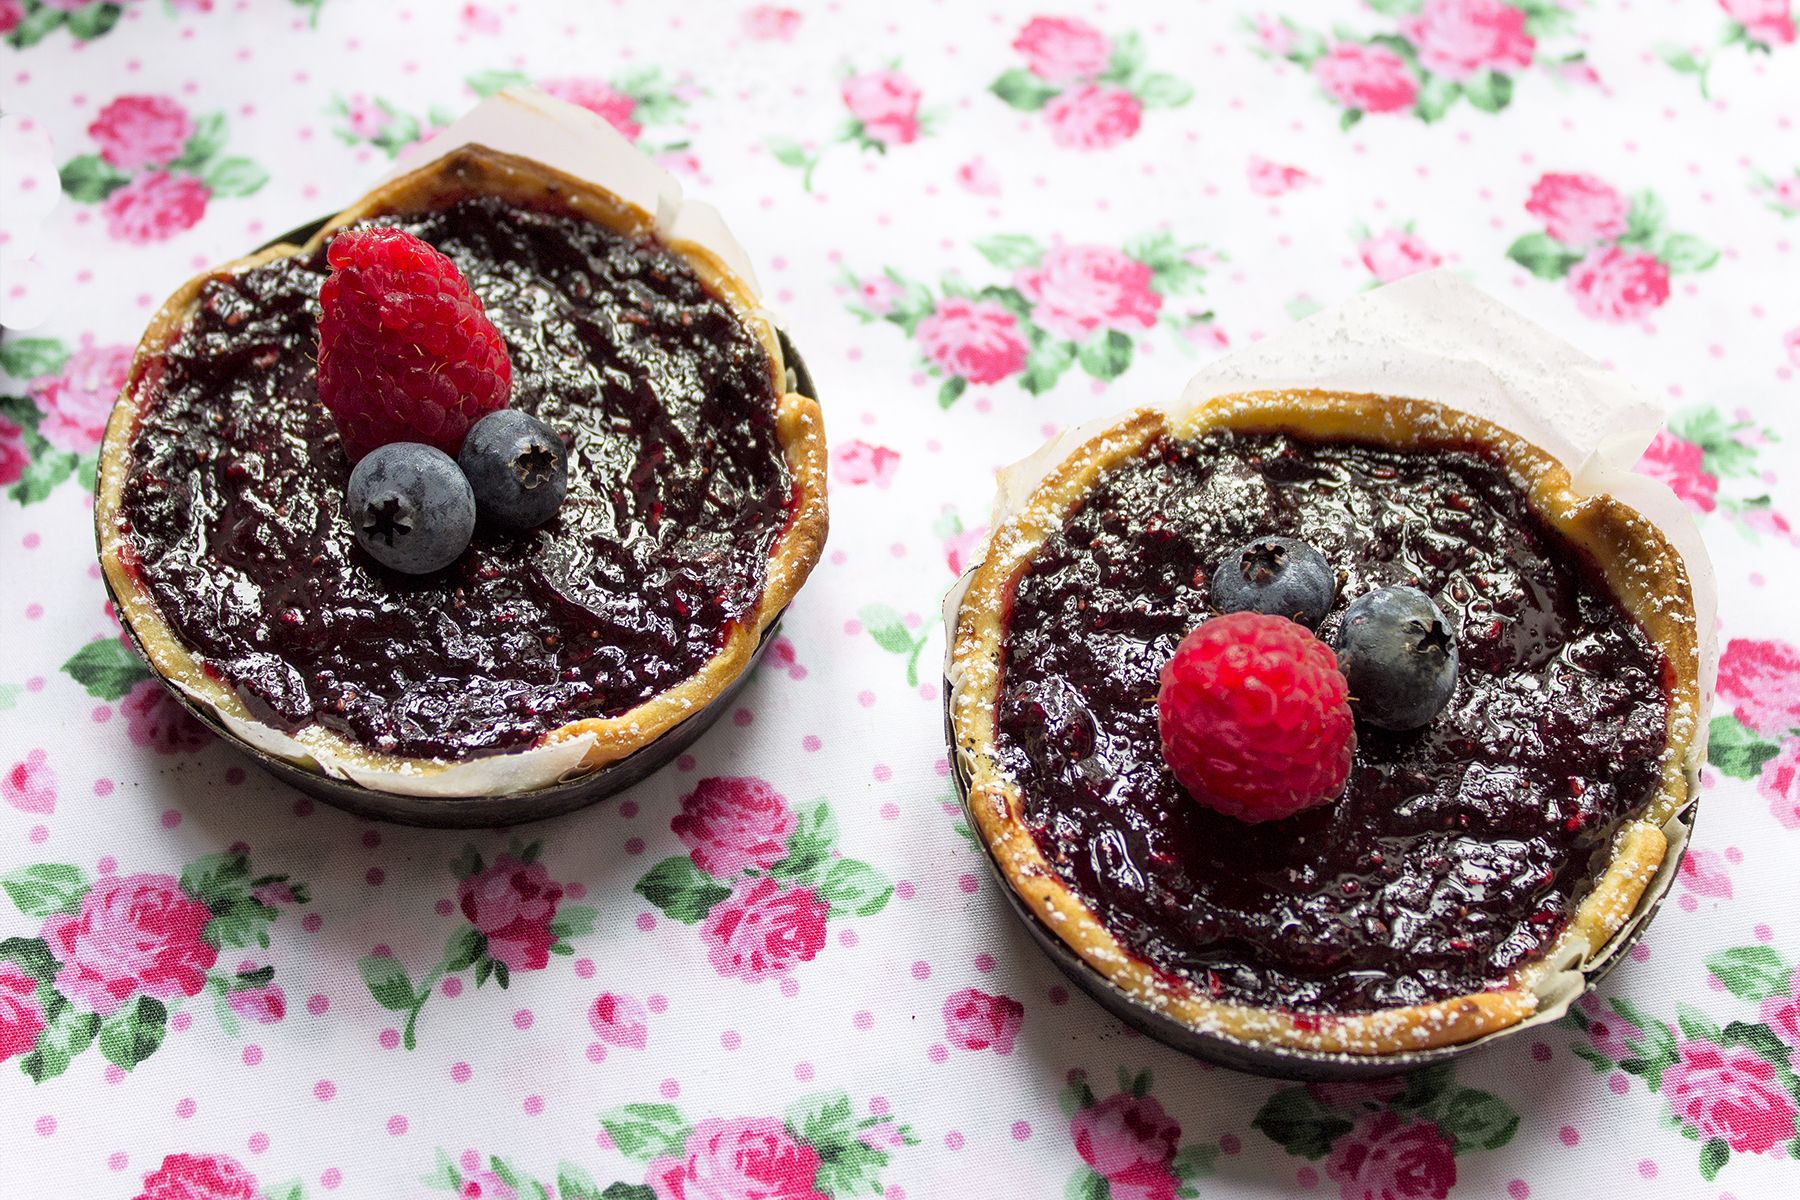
xmin=948 ymin=389 xmax=1702 ymax=1066
xmin=96 ymin=141 xmax=826 ymax=818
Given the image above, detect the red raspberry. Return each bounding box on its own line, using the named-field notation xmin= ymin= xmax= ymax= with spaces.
xmin=315 ymin=226 xmax=512 ymax=461
xmin=1157 ymin=611 xmax=1355 ymax=823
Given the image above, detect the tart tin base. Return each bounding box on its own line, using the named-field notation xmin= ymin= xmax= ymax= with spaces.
xmin=944 ymin=689 xmax=1697 ymax=1082
xmin=98 ymin=215 xmax=817 ymax=828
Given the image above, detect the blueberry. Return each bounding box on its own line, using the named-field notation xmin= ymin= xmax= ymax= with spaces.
xmin=458 ymin=410 xmax=568 ymax=530
xmin=1334 ymin=585 xmax=1459 ymax=730
xmin=1211 ymin=536 xmax=1336 ymax=628
xmin=345 ymin=442 xmax=475 ymax=574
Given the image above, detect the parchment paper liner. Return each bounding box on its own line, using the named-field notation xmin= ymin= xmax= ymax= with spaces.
xmin=943 ymin=269 xmax=1715 ymax=1060
xmin=119 ymin=89 xmax=796 ymax=798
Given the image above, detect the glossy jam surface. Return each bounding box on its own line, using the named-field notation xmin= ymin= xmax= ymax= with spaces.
xmin=995 ymin=431 xmax=1669 ymax=1013
xmin=120 ymin=196 xmax=790 ymax=760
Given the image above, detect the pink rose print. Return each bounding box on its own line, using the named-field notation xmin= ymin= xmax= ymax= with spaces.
xmin=1071 ymin=1093 xmax=1181 ymax=1193
xmin=1663 ymin=1040 xmax=1800 ymax=1154
xmin=1635 ymin=432 xmax=1719 ymax=514
xmin=1758 ymin=740 xmax=1800 ymax=828
xmin=0 ymin=962 xmax=44 ymax=1064
xmin=102 ymin=171 xmax=212 ymax=244
xmin=1678 ymin=848 xmax=1734 ymax=899
xmin=832 ymin=439 xmax=900 ymax=489
xmin=1761 ymin=970 xmax=1800 ymax=1045
xmin=1717 ymin=638 xmax=1800 ymax=737
xmin=648 ymin=1116 xmax=826 ymax=1200
xmin=840 ymin=70 xmax=923 ymax=147
xmin=31 ymin=341 xmax=134 ymax=455
xmin=1016 ymin=243 xmax=1162 ymax=343
xmin=134 ymin=1152 xmax=260 ymax=1200
xmin=0 ymin=0 xmax=23 ymax=37
xmin=42 ymin=872 xmax=218 ymax=1016
xmin=539 ymin=78 xmax=643 ymax=141
xmin=457 ymin=854 xmax=565 ymax=972
xmin=225 ymin=982 xmax=286 ymax=1025
xmin=1721 ymin=0 xmax=1797 ymax=46
xmin=956 ymin=156 xmax=1001 ymax=196
xmin=1526 ymin=172 xmax=1630 ymax=248
xmin=1359 ymin=228 xmax=1443 ymax=283
xmin=0 ymin=417 xmax=26 ymax=486
xmin=1043 ymin=84 xmax=1143 ymax=150
xmin=916 ymin=298 xmax=1030 ymax=385
xmin=1325 ymin=1112 xmax=1456 ymax=1200
xmin=671 ymin=776 xmax=797 ymax=879
xmin=123 ymin=679 xmax=213 ymax=755
xmin=1305 ymin=1077 xmax=1408 ymax=1111
xmin=1013 ymin=16 xmax=1113 ymax=82
xmin=1566 ymin=246 xmax=1670 ymax=323
xmin=1314 ymin=43 xmax=1418 ymax=114
xmin=88 ymin=95 xmax=194 ymax=170
xmin=700 ymin=877 xmax=828 ymax=983
xmin=743 ymin=5 xmax=802 ymax=41
xmin=941 ymin=987 xmax=1024 ymax=1055
xmin=3 ymin=747 xmax=56 ymax=815
xmin=590 ymin=991 xmax=649 ymax=1050
xmin=1401 ymin=0 xmax=1535 ymax=81
xmin=1247 ymin=156 xmax=1313 ymax=196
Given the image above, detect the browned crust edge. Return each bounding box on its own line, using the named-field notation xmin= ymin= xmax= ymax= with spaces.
xmin=948 ymin=390 xmax=1699 ymax=1056
xmin=95 ymin=145 xmax=828 ymax=793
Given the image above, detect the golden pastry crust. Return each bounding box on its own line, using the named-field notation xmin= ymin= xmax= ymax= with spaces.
xmin=948 ymin=390 xmax=1700 ymax=1056
xmin=96 ymin=145 xmax=828 ymax=794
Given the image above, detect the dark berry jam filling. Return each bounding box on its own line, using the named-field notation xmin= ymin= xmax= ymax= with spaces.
xmin=995 ymin=430 xmax=1669 ymax=1014
xmin=119 ymin=195 xmax=790 ymax=761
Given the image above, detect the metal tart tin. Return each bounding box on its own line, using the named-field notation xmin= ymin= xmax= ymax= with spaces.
xmin=96 ymin=215 xmax=816 ymax=828
xmin=944 ymin=690 xmax=1698 ymax=1081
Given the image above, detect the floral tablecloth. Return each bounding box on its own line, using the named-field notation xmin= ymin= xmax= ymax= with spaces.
xmin=3 ymin=1 xmax=1799 ymax=1197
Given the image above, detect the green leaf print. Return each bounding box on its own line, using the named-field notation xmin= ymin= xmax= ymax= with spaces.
xmin=1 ymin=864 xmax=88 ymax=919
xmin=1438 ymin=1088 xmax=1519 ymax=1151
xmin=973 ymin=234 xmax=1043 ymax=270
xmin=97 ymin=995 xmax=167 ymax=1071
xmin=0 ymin=936 xmax=58 ymax=985
xmin=201 ymin=157 xmax=269 ymax=199
xmin=817 ymin=859 xmax=894 ymax=918
xmin=1462 ymin=70 xmax=1513 ymax=113
xmin=555 ymin=1163 xmax=605 ymax=1200
xmin=1705 ymin=946 xmax=1790 ymax=1002
xmin=58 ymin=154 xmax=130 ymax=204
xmin=634 ymin=856 xmax=731 ymax=924
xmin=1136 ymin=73 xmax=1193 ymax=109
xmin=0 ymin=338 xmax=69 ymax=380
xmin=64 ymin=2 xmax=123 ymax=41
xmin=599 ymin=1102 xmax=691 ymax=1162
xmin=1620 ymin=190 xmax=1668 ymax=249
xmin=1707 ymin=715 xmax=1780 ymax=780
xmin=171 ymin=113 xmax=227 ymax=174
xmin=600 ymin=1186 xmax=658 ymax=1200
xmin=1077 ymin=330 xmax=1134 ymax=381
xmin=1506 ymin=232 xmax=1583 ymax=281
xmin=937 ymin=376 xmax=967 ymax=410
xmin=1252 ymin=1087 xmax=1354 ymax=1160
xmin=990 ymin=69 xmax=1060 ymax=112
xmin=858 ymin=604 xmax=931 ymax=685
xmin=1657 ymin=233 xmax=1720 ymax=274
xmin=1700 ymin=1136 xmax=1730 ymax=1181
xmin=1020 ymin=336 xmax=1077 ymax=396
xmin=771 ymin=800 xmax=839 ymax=884
xmin=467 ymin=69 xmax=533 ymax=98
xmin=359 ymin=956 xmax=417 ymax=1012
xmin=61 ymin=639 xmax=153 ymax=702
xmin=1676 ymin=1002 xmax=1724 ymax=1044
xmin=19 ymin=991 xmax=99 ymax=1083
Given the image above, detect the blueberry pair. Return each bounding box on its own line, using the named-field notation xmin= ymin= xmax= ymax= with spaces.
xmin=346 ymin=410 xmax=568 ymax=574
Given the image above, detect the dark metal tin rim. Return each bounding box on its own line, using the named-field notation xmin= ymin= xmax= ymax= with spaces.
xmin=93 ymin=214 xmax=818 ymax=828
xmin=943 ymin=687 xmax=1697 ymax=1081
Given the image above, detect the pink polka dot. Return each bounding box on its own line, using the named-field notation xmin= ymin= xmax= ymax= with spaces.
xmin=795 ymin=1061 xmax=815 ymax=1081
xmin=434 ymin=899 xmax=453 ymax=916
xmin=35 ymin=1114 xmax=55 ymax=1136
xmin=1221 ymin=1134 xmax=1241 ymax=1156
xmin=320 ymin=1169 xmax=342 ymax=1190
xmin=28 ymin=825 xmax=48 ymax=844
xmin=365 ymin=867 xmax=385 ymax=886
xmin=676 ymin=753 xmax=696 ymax=771
xmin=442 ymin=977 xmax=463 ymax=997
xmin=175 ymin=1098 xmax=196 ymax=1119
xmin=853 ymin=1010 xmax=874 ymax=1031
xmin=451 ymin=1062 xmax=472 ymax=1083
xmin=314 ymin=1080 xmax=336 ymax=1101
xmin=733 ymin=707 xmax=753 ymax=727
xmin=870 ymin=1096 xmax=890 ymax=1116
xmin=802 ymin=734 xmax=822 ymax=752
xmin=1049 ymin=986 xmax=1069 ymax=1005
xmin=1609 ymin=1073 xmax=1630 ymax=1095
xmin=242 ymin=1045 xmax=262 ymax=1066
xmin=170 ymin=1012 xmax=192 ymax=1032
xmin=838 ymin=928 xmax=859 ymax=947
xmin=160 ymin=809 xmax=181 ymax=828
xmin=104 ymin=1064 xmax=125 ymax=1084
xmin=636 ymin=913 xmax=656 ymax=931
xmin=648 ymin=994 xmax=669 ymax=1014
xmin=1637 ymin=1160 xmax=1657 ymax=1179
xmin=1296 ymin=1166 xmax=1319 ymax=1189
xmin=958 ymin=873 xmax=979 ymax=894
xmin=911 ymin=960 xmax=931 ymax=980
xmin=974 ymin=953 xmax=995 ymax=973
xmin=927 ymin=1043 xmax=948 ymax=1063
xmin=249 ymin=1132 xmax=270 ymax=1154
xmin=944 ymin=1131 xmax=964 ymax=1150
xmin=873 ymin=763 xmax=892 ymax=782
xmin=1530 ymin=1041 xmax=1551 ymax=1062
xmin=302 ymin=914 xmax=323 ymax=933
xmin=1011 ymin=1120 xmax=1031 ymax=1140
xmin=722 ymin=1030 xmax=742 ymax=1050
xmin=895 ymin=881 xmax=915 ymax=900
xmin=1559 ymin=1125 xmax=1579 ymax=1146
xmin=379 ymin=1029 xmax=400 ymax=1050
xmin=880 ymin=802 xmax=900 ymax=820
xmin=94 ymin=777 xmax=114 ymax=797
xmin=586 ymin=1042 xmax=607 ymax=1063
xmin=523 ymin=1095 xmax=544 ymax=1115
xmin=513 ymin=1008 xmax=534 ymax=1029
xmin=575 ymin=957 xmax=596 ymax=978
xmin=625 ymin=836 xmax=646 ymax=855
xmin=661 ymin=1078 xmax=681 ymax=1099
xmin=306 ymin=994 xmax=329 ymax=1016
xmin=778 ymin=977 xmax=800 ymax=998
xmin=387 ymin=1115 xmax=408 ymax=1136
xmin=109 ymin=1152 xmax=128 ymax=1171
xmin=225 ymin=767 xmax=245 ymax=785
xmin=1504 ymin=1175 xmax=1528 ymax=1196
